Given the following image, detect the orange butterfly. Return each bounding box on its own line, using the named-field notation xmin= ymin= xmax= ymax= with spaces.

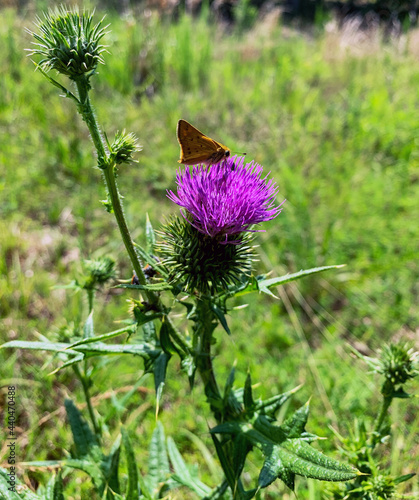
xmin=177 ymin=119 xmax=231 ymax=166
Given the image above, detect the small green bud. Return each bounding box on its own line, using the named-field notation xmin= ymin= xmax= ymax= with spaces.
xmin=377 ymin=343 xmax=418 ymax=388
xmin=370 ymin=474 xmax=396 ymax=499
xmin=27 ymin=7 xmax=108 ymax=80
xmin=108 ymin=130 xmax=141 ymax=165
xmin=83 ymin=256 xmax=116 ymax=290
xmin=157 ymin=217 xmax=255 ymax=295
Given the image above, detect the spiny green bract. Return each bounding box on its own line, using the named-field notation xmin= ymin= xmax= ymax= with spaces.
xmin=157 ymin=217 xmax=255 ymax=295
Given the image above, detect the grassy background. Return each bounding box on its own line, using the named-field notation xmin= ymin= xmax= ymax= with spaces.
xmin=1 ymin=2 xmax=419 ymax=498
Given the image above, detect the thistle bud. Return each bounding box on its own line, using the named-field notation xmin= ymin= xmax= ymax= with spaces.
xmin=28 ymin=7 xmax=108 ymax=80
xmin=378 ymin=343 xmax=418 ymax=389
xmin=83 ymin=257 xmax=116 ymax=290
xmin=108 ymin=130 xmax=141 ymax=165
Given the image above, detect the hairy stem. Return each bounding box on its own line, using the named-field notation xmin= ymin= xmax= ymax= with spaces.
xmin=74 ymin=75 xmax=157 ymax=305
xmin=370 ymin=395 xmax=392 ymax=449
xmin=195 ymin=298 xmax=222 ymax=421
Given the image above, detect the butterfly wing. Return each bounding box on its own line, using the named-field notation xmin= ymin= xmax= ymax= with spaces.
xmin=177 ymin=119 xmax=230 ymax=165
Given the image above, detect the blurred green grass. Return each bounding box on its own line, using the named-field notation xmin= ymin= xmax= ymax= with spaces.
xmin=1 ymin=5 xmax=418 ymax=498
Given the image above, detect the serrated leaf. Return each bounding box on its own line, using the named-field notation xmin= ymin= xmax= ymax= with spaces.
xmin=141 ymin=320 xmax=156 ymax=342
xmin=210 ymin=303 xmax=231 ymax=335
xmin=280 ymin=402 xmax=309 ymax=438
xmin=64 ymin=459 xmax=104 ymax=491
xmin=121 ymin=428 xmax=140 ymax=500
xmin=167 ymin=437 xmax=212 ymax=497
xmin=45 ymin=469 xmax=64 ymax=500
xmin=64 ymin=399 xmax=99 ymax=458
xmin=256 ymin=385 xmax=302 ymax=417
xmin=212 ymin=409 xmax=358 ymax=491
xmin=145 ymin=214 xmax=156 ymax=252
xmin=0 ymin=467 xmax=40 ymax=499
xmin=147 ymin=422 xmax=170 ymax=495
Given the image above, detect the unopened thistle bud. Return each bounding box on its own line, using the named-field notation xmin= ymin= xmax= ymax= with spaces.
xmin=83 ymin=257 xmax=116 ymax=290
xmin=378 ymin=343 xmax=418 ymax=388
xmin=108 ymin=130 xmax=141 ymax=165
xmin=27 ymin=7 xmax=108 ymax=80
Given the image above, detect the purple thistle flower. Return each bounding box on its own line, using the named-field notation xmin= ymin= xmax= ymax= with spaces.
xmin=167 ymin=156 xmax=285 ymax=241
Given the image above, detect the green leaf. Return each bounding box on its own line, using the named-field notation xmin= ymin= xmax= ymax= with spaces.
xmin=210 ymin=302 xmax=231 ymax=335
xmin=33 ymin=63 xmax=79 ymax=103
xmin=394 ymin=473 xmax=416 ymax=485
xmin=121 ymin=429 xmax=140 ymax=500
xmin=225 ymin=266 xmax=345 ymax=300
xmin=64 ymin=399 xmax=99 ymax=458
xmin=167 ymin=437 xmax=212 ymax=497
xmin=0 ymin=466 xmax=42 ymax=499
xmin=134 ymin=242 xmax=169 ymax=279
xmin=210 ymin=433 xmax=237 ymax=494
xmin=67 ymin=324 xmax=138 ymax=349
xmin=45 ymin=469 xmax=64 ymax=500
xmin=145 ymin=214 xmax=156 ymax=252
xmin=153 ymin=352 xmax=171 ymax=410
xmin=257 ymin=265 xmax=345 ymax=296
xmin=83 ymin=311 xmax=94 ymax=339
xmin=243 ymin=373 xmax=254 ymax=414
xmin=101 ymin=435 xmax=121 ymax=495
xmin=116 ymin=282 xmax=173 ymax=291
xmin=159 ymin=321 xmax=180 ymax=357
xmin=210 ymin=435 xmax=256 ymax=499
xmin=147 ymin=422 xmax=170 ymax=496
xmin=1 ymin=340 xmax=78 ymax=354
xmin=212 ymin=404 xmax=358 ymax=491
xmin=63 ymin=459 xmax=104 ymax=491
xmin=223 ymin=366 xmax=236 ymax=404
xmin=255 ymin=385 xmax=302 ymax=417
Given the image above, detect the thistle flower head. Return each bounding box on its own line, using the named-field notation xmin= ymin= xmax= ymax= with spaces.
xmin=27 ymin=7 xmax=108 ymax=80
xmin=167 ymin=156 xmax=284 ymax=241
xmin=157 ymin=217 xmax=255 ymax=295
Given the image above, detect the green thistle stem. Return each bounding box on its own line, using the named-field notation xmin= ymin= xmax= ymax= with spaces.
xmin=73 ymin=75 xmax=157 ymax=305
xmin=87 ymin=288 xmax=94 ymax=314
xmin=73 ymin=363 xmax=101 ymax=440
xmin=370 ymin=395 xmax=392 ymax=449
xmin=195 ymin=298 xmax=222 ymax=422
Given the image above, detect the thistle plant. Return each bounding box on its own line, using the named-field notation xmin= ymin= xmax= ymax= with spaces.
xmin=6 ymin=6 xmax=417 ymax=499
xmin=329 ymin=343 xmax=418 ymax=500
